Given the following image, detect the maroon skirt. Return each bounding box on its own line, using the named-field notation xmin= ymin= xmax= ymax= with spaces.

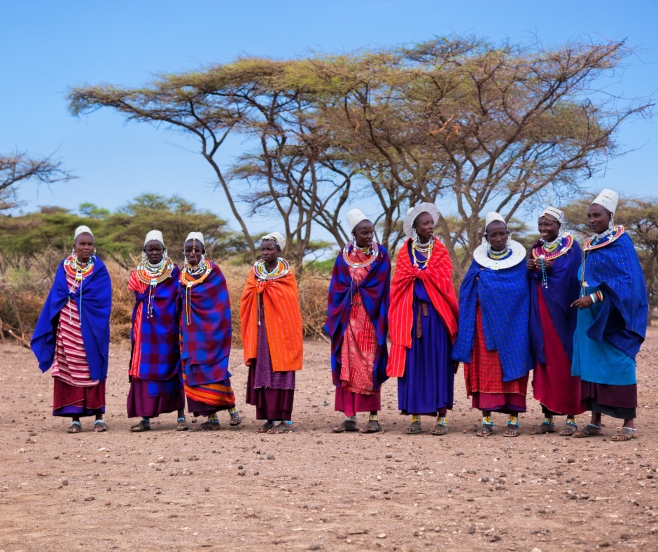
xmin=126 ymin=379 xmax=185 ymax=418
xmin=246 ymin=365 xmax=294 ymax=421
xmin=581 ymin=381 xmax=637 ymax=420
xmin=53 ymin=378 xmax=105 ymax=417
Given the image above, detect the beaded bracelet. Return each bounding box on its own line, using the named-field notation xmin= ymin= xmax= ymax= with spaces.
xmin=589 ymin=291 xmax=604 ymax=303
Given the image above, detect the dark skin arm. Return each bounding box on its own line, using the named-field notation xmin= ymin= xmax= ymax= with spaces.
xmin=571 ymin=295 xmax=594 ymax=309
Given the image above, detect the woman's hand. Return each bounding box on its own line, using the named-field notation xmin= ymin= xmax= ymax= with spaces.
xmin=571 ymin=295 xmax=594 ymax=310
xmin=526 ymin=257 xmax=536 ymax=271
xmin=535 ymin=258 xmax=553 ymax=271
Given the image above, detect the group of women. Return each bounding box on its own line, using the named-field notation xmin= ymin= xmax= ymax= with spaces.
xmin=31 ymin=188 xmax=649 ymax=442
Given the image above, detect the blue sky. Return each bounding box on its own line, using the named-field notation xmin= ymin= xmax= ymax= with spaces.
xmin=2 ymin=1 xmax=657 ymax=233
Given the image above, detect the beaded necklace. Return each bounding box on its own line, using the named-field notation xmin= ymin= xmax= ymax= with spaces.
xmin=135 ymin=257 xmax=174 ymax=285
xmin=412 ymin=237 xmax=433 ymax=268
xmin=254 ymin=258 xmax=290 ymax=281
xmin=531 ymin=233 xmax=574 ymax=261
xmin=583 ymin=225 xmax=625 ymax=252
xmin=487 ymin=245 xmax=510 ymax=260
xmin=343 ymin=242 xmax=379 ymax=269
xmin=63 ymin=254 xmax=95 ymax=324
xmin=180 ymin=259 xmax=214 ymax=325
xmin=135 ymin=257 xmax=175 ymax=318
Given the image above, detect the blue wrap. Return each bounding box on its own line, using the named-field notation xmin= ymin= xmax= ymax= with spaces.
xmin=452 ymin=257 xmax=533 ymax=382
xmin=583 ymin=232 xmax=648 ymax=360
xmin=31 ymin=257 xmax=112 ymax=382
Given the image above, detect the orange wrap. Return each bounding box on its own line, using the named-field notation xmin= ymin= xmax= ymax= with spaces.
xmin=240 ymin=270 xmax=303 ymax=372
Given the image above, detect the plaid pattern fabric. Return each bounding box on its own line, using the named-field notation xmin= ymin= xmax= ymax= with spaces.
xmin=324 ymin=245 xmax=391 ymax=389
xmin=453 ymin=256 xmax=533 ymax=382
xmin=583 ymin=232 xmax=648 ymax=359
xmin=387 ymin=239 xmax=459 ymax=378
xmin=179 ymin=262 xmax=232 ymax=378
xmin=129 ymin=267 xmax=182 ymax=397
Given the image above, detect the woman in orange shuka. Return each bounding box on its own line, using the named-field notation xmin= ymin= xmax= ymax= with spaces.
xmin=240 ymin=232 xmax=303 ymax=434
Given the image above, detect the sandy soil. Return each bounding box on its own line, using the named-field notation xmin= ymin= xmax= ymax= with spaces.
xmin=1 ymin=330 xmax=658 ymax=552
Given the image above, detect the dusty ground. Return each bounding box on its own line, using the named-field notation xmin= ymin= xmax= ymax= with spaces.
xmin=1 ymin=331 xmax=658 ymax=552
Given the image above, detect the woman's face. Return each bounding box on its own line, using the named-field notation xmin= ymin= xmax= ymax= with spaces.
xmin=144 ymin=240 xmax=164 ymax=264
xmin=353 ymin=220 xmax=374 ymax=248
xmin=75 ymin=233 xmax=94 ymax=263
xmin=184 ymin=240 xmax=204 ymax=266
xmin=538 ymin=216 xmax=560 ymax=243
xmin=414 ymin=212 xmax=435 ymax=242
xmin=485 ymin=221 xmax=509 ymax=252
xmin=587 ymin=203 xmax=611 ymax=234
xmin=260 ymin=239 xmax=279 ymax=264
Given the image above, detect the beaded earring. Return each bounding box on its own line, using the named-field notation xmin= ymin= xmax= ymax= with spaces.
xmin=412 ymin=227 xmax=418 ymax=242
xmin=608 ymin=216 xmax=614 ymax=231
xmin=142 ymin=251 xmax=147 ymax=263
xmin=71 ymin=247 xmax=75 ymax=255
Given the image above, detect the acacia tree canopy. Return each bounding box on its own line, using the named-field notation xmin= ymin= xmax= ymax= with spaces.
xmin=68 ymin=36 xmax=652 ymax=277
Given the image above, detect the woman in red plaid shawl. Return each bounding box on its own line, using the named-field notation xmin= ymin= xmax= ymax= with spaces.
xmin=179 ymin=232 xmax=241 ymax=430
xmin=127 ymin=230 xmax=187 ymax=432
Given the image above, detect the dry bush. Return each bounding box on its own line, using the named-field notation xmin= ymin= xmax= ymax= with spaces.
xmin=0 ymin=255 xmax=332 ymax=347
xmin=297 ymin=269 xmax=331 ymax=341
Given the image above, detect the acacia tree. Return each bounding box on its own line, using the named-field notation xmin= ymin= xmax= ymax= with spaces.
xmin=306 ymin=37 xmax=652 ymax=275
xmin=0 ymin=151 xmax=74 ymax=211
xmin=563 ymin=194 xmax=658 ymax=326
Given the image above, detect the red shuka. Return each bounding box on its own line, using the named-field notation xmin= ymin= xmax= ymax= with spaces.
xmin=386 ymin=238 xmax=459 ymax=378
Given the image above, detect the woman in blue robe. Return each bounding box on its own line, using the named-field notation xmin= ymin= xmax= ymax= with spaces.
xmin=571 ymin=189 xmax=648 ymax=441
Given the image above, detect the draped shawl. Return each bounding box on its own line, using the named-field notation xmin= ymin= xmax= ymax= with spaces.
xmin=452 ymin=256 xmax=533 ymax=382
xmin=178 ymin=263 xmax=232 ymax=383
xmin=386 ymin=239 xmax=459 ymax=378
xmin=583 ymin=232 xmax=648 ymax=359
xmin=129 ymin=266 xmax=181 ymax=396
xmin=31 ymin=257 xmax=112 ymax=382
xmin=324 ymin=245 xmax=391 ymax=389
xmin=240 ymin=270 xmax=303 ymax=372
xmin=529 ymin=238 xmax=582 ymax=364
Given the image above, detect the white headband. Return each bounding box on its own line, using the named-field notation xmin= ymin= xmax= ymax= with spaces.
xmin=261 ymin=231 xmax=286 ymax=250
xmin=144 ymin=230 xmax=165 ymax=247
xmin=74 ymin=225 xmax=93 ymax=240
xmin=540 ymin=207 xmax=564 ymax=224
xmin=592 ymin=188 xmax=619 ymax=215
xmin=185 ymin=232 xmax=205 ymax=246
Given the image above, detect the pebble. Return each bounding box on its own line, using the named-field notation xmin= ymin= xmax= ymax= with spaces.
xmin=434 ymin=527 xmax=441 ymax=532
xmin=267 ymin=455 xmax=275 ymax=460
xmin=308 ymin=545 xmax=321 ymax=551
xmin=567 ymin=458 xmax=576 ymax=464
xmin=468 ymin=526 xmax=475 ymax=534
xmin=376 ymin=534 xmax=386 ymax=539
xmin=530 ymin=548 xmax=542 ymax=552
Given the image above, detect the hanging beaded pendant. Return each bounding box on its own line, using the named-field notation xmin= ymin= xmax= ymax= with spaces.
xmin=532 ymin=234 xmax=574 ymax=261
xmin=63 ymin=254 xmax=94 ymax=281
xmin=135 ymin=257 xmax=175 ymax=285
xmin=583 ymin=226 xmax=625 ymax=252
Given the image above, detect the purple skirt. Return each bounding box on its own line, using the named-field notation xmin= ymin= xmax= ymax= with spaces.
xmin=334 ymin=387 xmax=380 ymax=416
xmin=247 ymin=365 xmax=295 ymax=421
xmin=127 ymin=379 xmax=185 ymax=418
xmin=398 ymin=284 xmax=454 ymax=416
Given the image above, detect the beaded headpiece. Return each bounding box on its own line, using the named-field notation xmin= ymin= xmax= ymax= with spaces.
xmin=403 ymin=203 xmax=440 ymax=238
xmin=185 ymin=232 xmax=205 ymax=246
xmin=74 ymin=225 xmax=93 ymax=240
xmin=484 ymin=211 xmax=506 ymax=231
xmin=345 ymin=209 xmax=369 ymax=232
xmin=540 ymin=207 xmax=564 ymax=224
xmin=261 ymin=231 xmax=286 ymax=250
xmin=592 ymin=189 xmax=619 ymax=215
xmin=144 ymin=230 xmax=165 ymax=247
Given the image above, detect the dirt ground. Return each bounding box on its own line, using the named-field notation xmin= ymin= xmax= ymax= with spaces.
xmin=1 ymin=330 xmax=657 ymax=552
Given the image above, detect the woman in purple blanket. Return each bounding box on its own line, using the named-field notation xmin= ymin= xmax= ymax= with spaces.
xmin=325 ymin=208 xmax=391 ymax=433
xmin=127 ymin=230 xmax=187 ymax=432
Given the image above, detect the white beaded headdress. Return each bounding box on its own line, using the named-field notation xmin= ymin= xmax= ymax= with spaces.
xmin=484 ymin=211 xmax=506 ymax=230
xmin=261 ymin=231 xmax=286 ymax=250
xmin=345 ymin=209 xmax=369 ymax=233
xmin=403 ymin=203 xmax=440 ymax=238
xmin=592 ymin=189 xmax=619 ymax=215
xmin=185 ymin=232 xmax=204 ymax=246
xmin=540 ymin=207 xmax=564 ymax=224
xmin=74 ymin=225 xmax=93 ymax=240
xmin=144 ymin=230 xmax=165 ymax=247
